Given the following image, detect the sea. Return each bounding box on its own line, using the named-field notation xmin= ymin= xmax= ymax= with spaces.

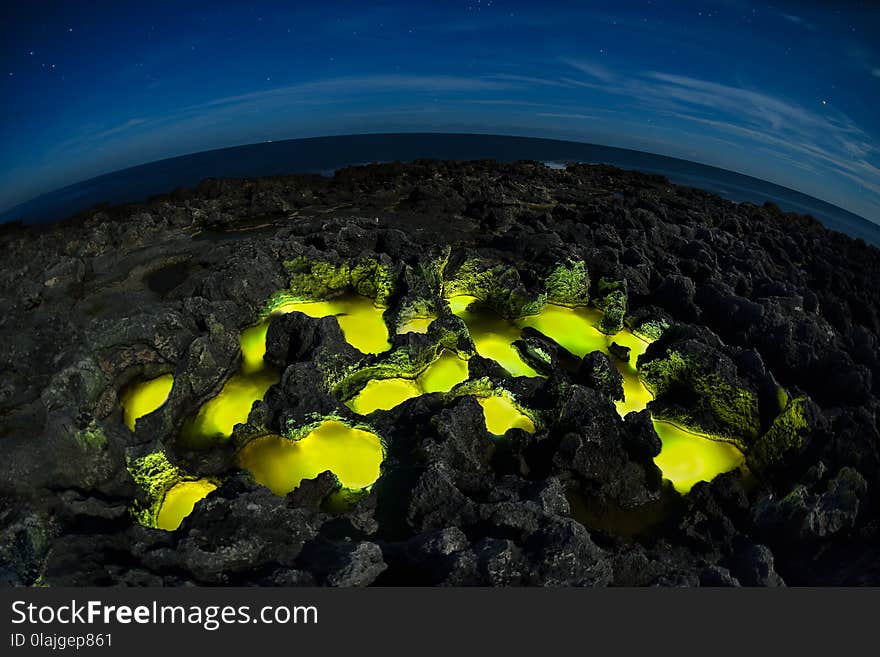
xmin=2 ymin=133 xmax=878 ymax=246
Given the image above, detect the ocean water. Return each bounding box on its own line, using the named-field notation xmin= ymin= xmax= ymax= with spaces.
xmin=2 ymin=133 xmax=878 ymax=246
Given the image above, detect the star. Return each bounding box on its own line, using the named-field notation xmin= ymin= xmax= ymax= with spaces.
xmin=821 ymin=100 xmax=827 ymax=105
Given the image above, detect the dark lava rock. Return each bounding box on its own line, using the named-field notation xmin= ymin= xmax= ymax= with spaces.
xmin=576 ymin=351 xmax=625 ymax=401
xmin=607 ymin=341 xmax=631 ymax=362
xmin=1 ymin=159 xmax=879 ymax=586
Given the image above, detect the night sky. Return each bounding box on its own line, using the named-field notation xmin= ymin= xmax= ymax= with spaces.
xmin=2 ymin=1 xmax=879 ymax=222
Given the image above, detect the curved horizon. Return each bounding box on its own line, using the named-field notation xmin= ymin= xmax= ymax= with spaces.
xmin=0 ymin=131 xmax=874 ymax=224
xmin=2 ymin=2 xmax=879 ymax=221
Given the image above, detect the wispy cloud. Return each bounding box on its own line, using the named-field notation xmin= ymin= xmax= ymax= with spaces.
xmin=183 ymin=74 xmax=515 ymax=114
xmin=12 ymin=63 xmax=879 ymax=222
xmin=43 ymin=74 xmax=515 ymax=165
xmin=538 ymin=112 xmax=598 ymax=120
xmin=559 ymin=58 xmax=615 ymax=83
xmin=91 ymin=117 xmax=149 ymax=140
xmin=775 ymin=12 xmax=817 ymax=31
xmin=555 ymin=59 xmax=880 ymax=218
xmin=464 ymin=99 xmax=550 ymax=107
xmin=491 ymin=73 xmax=573 ymax=88
xmin=637 ymin=73 xmax=879 ymax=190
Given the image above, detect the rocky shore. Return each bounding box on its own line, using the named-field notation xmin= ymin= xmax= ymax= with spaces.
xmin=1 ymin=159 xmax=878 ymax=586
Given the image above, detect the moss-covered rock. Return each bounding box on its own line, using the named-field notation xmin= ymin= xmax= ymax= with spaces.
xmin=127 ymin=451 xmax=183 ymax=528
xmin=284 ymin=257 xmax=351 ymax=299
xmin=331 ymin=344 xmax=443 ymax=402
xmin=544 ymin=260 xmax=590 ymax=306
xmin=595 ymin=278 xmax=627 ymax=334
xmin=444 ymin=255 xmax=544 ymax=318
xmin=282 ymin=255 xmax=397 ymax=305
xmin=388 ymin=261 xmax=445 ymax=332
xmin=351 ymin=257 xmax=396 ymax=305
xmin=639 ymin=335 xmax=763 ymax=447
xmin=427 ymin=314 xmax=476 ymax=355
xmin=74 ymin=419 xmax=109 ymax=450
xmin=747 ymin=397 xmax=811 ymax=473
xmin=625 ymin=305 xmax=672 ymax=341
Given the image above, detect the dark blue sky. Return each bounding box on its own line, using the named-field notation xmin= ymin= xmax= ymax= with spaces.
xmin=1 ymin=1 xmax=879 ymax=222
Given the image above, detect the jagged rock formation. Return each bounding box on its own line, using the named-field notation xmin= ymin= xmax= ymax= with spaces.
xmin=1 ymin=160 xmax=878 ymax=586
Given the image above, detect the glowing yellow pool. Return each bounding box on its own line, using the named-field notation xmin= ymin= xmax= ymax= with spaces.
xmin=606 ymin=330 xmax=653 ymax=415
xmin=182 ymin=304 xmax=287 ymax=446
xmin=238 ymin=420 xmax=384 ymax=495
xmin=477 ymin=395 xmax=536 ymax=435
xmin=448 ymin=296 xmax=540 ymax=377
xmin=652 ymin=420 xmax=745 ymax=493
xmin=418 ymin=350 xmax=469 ymax=393
xmin=239 ymin=321 xmax=271 ymax=373
xmin=183 ymin=369 xmax=280 ymax=443
xmin=120 ymin=373 xmax=174 ymax=431
xmin=348 ymin=377 xmax=422 ymax=414
xmin=518 ymin=304 xmax=608 ymax=357
xmin=271 ymin=294 xmax=391 ymax=354
xmin=156 ymin=478 xmax=217 ymax=531
xmin=448 ymin=296 xmax=655 ymax=415
xmin=346 ymin=350 xmax=470 ymax=414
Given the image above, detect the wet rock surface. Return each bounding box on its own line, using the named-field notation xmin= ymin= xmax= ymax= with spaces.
xmin=1 ymin=160 xmax=879 ymax=586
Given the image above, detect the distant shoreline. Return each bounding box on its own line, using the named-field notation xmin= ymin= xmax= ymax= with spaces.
xmin=3 ymin=133 xmax=878 ymax=245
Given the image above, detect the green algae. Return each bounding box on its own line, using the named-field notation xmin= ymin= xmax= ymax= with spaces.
xmin=283 ymin=258 xmax=352 ymax=300
xmin=74 ymin=420 xmax=108 ymax=450
xmin=747 ymin=397 xmax=809 ymax=472
xmin=443 ymin=258 xmax=544 ymax=318
xmin=283 ymin=256 xmax=396 ymax=305
xmin=629 ymin=316 xmax=671 ymax=342
xmin=639 ymin=350 xmax=761 ymax=445
xmin=128 ymin=452 xmax=180 ymax=526
xmin=129 ymin=451 xmax=217 ymax=530
xmin=776 ymin=386 xmax=790 ymax=412
xmin=350 ymin=258 xmax=396 ymax=305
xmin=595 ymin=278 xmax=628 ymax=334
xmin=544 ymin=259 xmax=590 ymax=306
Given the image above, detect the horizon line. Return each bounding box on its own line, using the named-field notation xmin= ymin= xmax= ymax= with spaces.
xmin=1 ymin=131 xmax=876 ymax=229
